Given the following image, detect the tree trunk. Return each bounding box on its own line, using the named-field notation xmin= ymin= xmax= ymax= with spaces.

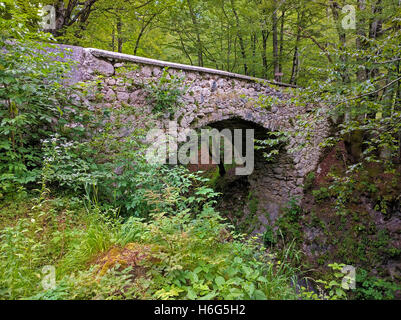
xmin=272 ymin=0 xmax=280 ymax=82
xmin=117 ymin=16 xmax=123 ymax=53
xmin=251 ymin=33 xmax=257 ymax=77
xmin=367 ymin=0 xmax=383 ymax=80
xmin=261 ymin=29 xmax=269 ymax=78
xmin=356 ymin=0 xmax=367 ymax=82
xmin=134 ymin=14 xmax=157 ymax=55
xmin=186 ymin=0 xmax=204 ymax=67
xmin=290 ymin=13 xmax=301 ymax=85
xmin=278 ymin=10 xmax=285 ymax=82
xmin=51 ymin=0 xmax=99 ymax=37
xmin=230 ymin=0 xmax=248 ymax=75
xmin=330 ymin=1 xmax=350 ymax=83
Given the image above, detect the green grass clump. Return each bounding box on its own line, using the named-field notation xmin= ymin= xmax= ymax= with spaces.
xmin=0 ymin=191 xmax=299 ymax=300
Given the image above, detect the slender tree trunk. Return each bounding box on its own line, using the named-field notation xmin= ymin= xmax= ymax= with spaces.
xmin=133 ymin=14 xmax=157 ymax=55
xmin=331 ymin=1 xmax=358 ymax=159
xmin=186 ymin=0 xmax=203 ymax=67
xmin=356 ymin=0 xmax=367 ymax=82
xmin=230 ymin=0 xmax=248 ymax=75
xmin=330 ymin=1 xmax=350 ymax=83
xmin=261 ymin=29 xmax=269 ymax=78
xmin=117 ymin=16 xmax=123 ymax=53
xmin=178 ymin=32 xmax=193 ymax=65
xmin=251 ymin=33 xmax=257 ymax=77
xmin=367 ymin=0 xmax=383 ymax=79
xmin=290 ymin=46 xmax=299 ymax=85
xmin=290 ymin=13 xmax=301 ymax=85
xmin=278 ymin=10 xmax=285 ymax=81
xmin=272 ymin=0 xmax=280 ymax=82
xmin=397 ymin=61 xmax=401 ymax=109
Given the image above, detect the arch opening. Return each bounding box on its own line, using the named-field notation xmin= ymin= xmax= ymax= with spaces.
xmin=187 ymin=116 xmax=295 ymax=235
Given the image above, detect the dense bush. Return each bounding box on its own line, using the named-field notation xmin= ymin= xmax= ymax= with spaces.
xmin=0 ymin=4 xmax=85 ymax=195
xmin=144 ymin=67 xmax=187 ymax=116
xmin=120 ymin=211 xmax=297 ymax=300
xmin=41 ymin=125 xmax=219 ymax=218
xmin=0 ymin=190 xmax=299 ymax=300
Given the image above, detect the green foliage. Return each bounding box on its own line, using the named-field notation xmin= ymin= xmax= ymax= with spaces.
xmin=276 ymin=198 xmax=302 ymax=241
xmin=254 ymin=131 xmax=289 ymax=162
xmin=42 ymin=128 xmax=218 ymax=218
xmin=0 ymin=195 xmax=113 ymax=299
xmin=0 ymin=189 xmax=298 ymax=300
xmin=311 ymin=187 xmax=330 ymax=202
xmin=247 ymin=191 xmax=259 ymax=215
xmin=262 ymin=226 xmax=277 ymax=247
xmin=0 ymin=193 xmax=136 ymax=299
xmin=303 ymin=172 xmax=315 ymax=191
xmin=302 ymin=263 xmax=350 ymax=300
xmin=254 ymin=94 xmax=282 ymax=111
xmin=0 ymin=6 xmax=81 ymax=195
xmin=119 ymin=208 xmax=297 ymax=300
xmin=30 ymin=265 xmax=138 ymax=300
xmin=144 ymin=68 xmax=186 ymax=117
xmin=0 ymin=213 xmax=46 ymax=298
xmin=354 ymin=269 xmax=401 ymax=300
xmin=41 ymin=135 xmax=102 ymax=191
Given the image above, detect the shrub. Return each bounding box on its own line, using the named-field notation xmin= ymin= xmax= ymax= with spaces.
xmin=353 ymin=269 xmax=401 ymax=300
xmin=0 ymin=7 xmax=88 ymax=195
xmin=42 ymin=127 xmax=219 ymax=218
xmin=144 ymin=68 xmax=187 ymax=117
xmin=119 ymin=207 xmax=297 ymax=300
xmin=263 ymin=226 xmax=277 ymax=247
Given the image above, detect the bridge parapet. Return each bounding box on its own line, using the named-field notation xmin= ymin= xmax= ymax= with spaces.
xmin=57 ymin=44 xmax=330 ymax=222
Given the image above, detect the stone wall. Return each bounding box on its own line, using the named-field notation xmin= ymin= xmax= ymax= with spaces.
xmin=58 ymin=44 xmax=330 ymax=222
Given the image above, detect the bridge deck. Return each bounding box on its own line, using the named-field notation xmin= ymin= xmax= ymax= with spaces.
xmin=87 ymin=48 xmax=297 ymax=88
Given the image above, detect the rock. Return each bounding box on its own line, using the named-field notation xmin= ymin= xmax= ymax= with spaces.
xmin=105 ymin=89 xmax=116 ymax=102
xmin=129 ymin=90 xmax=141 ymax=103
xmin=106 ymin=78 xmax=116 ymax=86
xmin=217 ymin=78 xmax=225 ymax=88
xmin=211 ymin=81 xmax=217 ymax=92
xmin=91 ymin=56 xmax=114 ymax=76
xmin=385 ymin=218 xmax=401 ymax=233
xmin=186 ymin=72 xmax=197 ymax=81
xmin=141 ymin=66 xmax=152 ymax=77
xmin=153 ymin=67 xmax=161 ymax=77
xmin=116 ymin=86 xmax=127 ymax=93
xmin=117 ymin=92 xmax=130 ymax=101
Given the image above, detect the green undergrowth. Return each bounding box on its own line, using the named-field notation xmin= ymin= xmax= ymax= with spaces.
xmin=274 ymin=152 xmax=401 ymax=299
xmin=0 ymin=187 xmax=300 ymax=300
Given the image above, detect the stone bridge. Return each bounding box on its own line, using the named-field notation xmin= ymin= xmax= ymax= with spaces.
xmin=59 ymin=45 xmax=330 ymax=222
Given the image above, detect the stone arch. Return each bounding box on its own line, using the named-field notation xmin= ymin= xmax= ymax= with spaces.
xmin=179 ymin=113 xmax=301 ymax=225
xmin=53 ymin=44 xmax=331 ymax=225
